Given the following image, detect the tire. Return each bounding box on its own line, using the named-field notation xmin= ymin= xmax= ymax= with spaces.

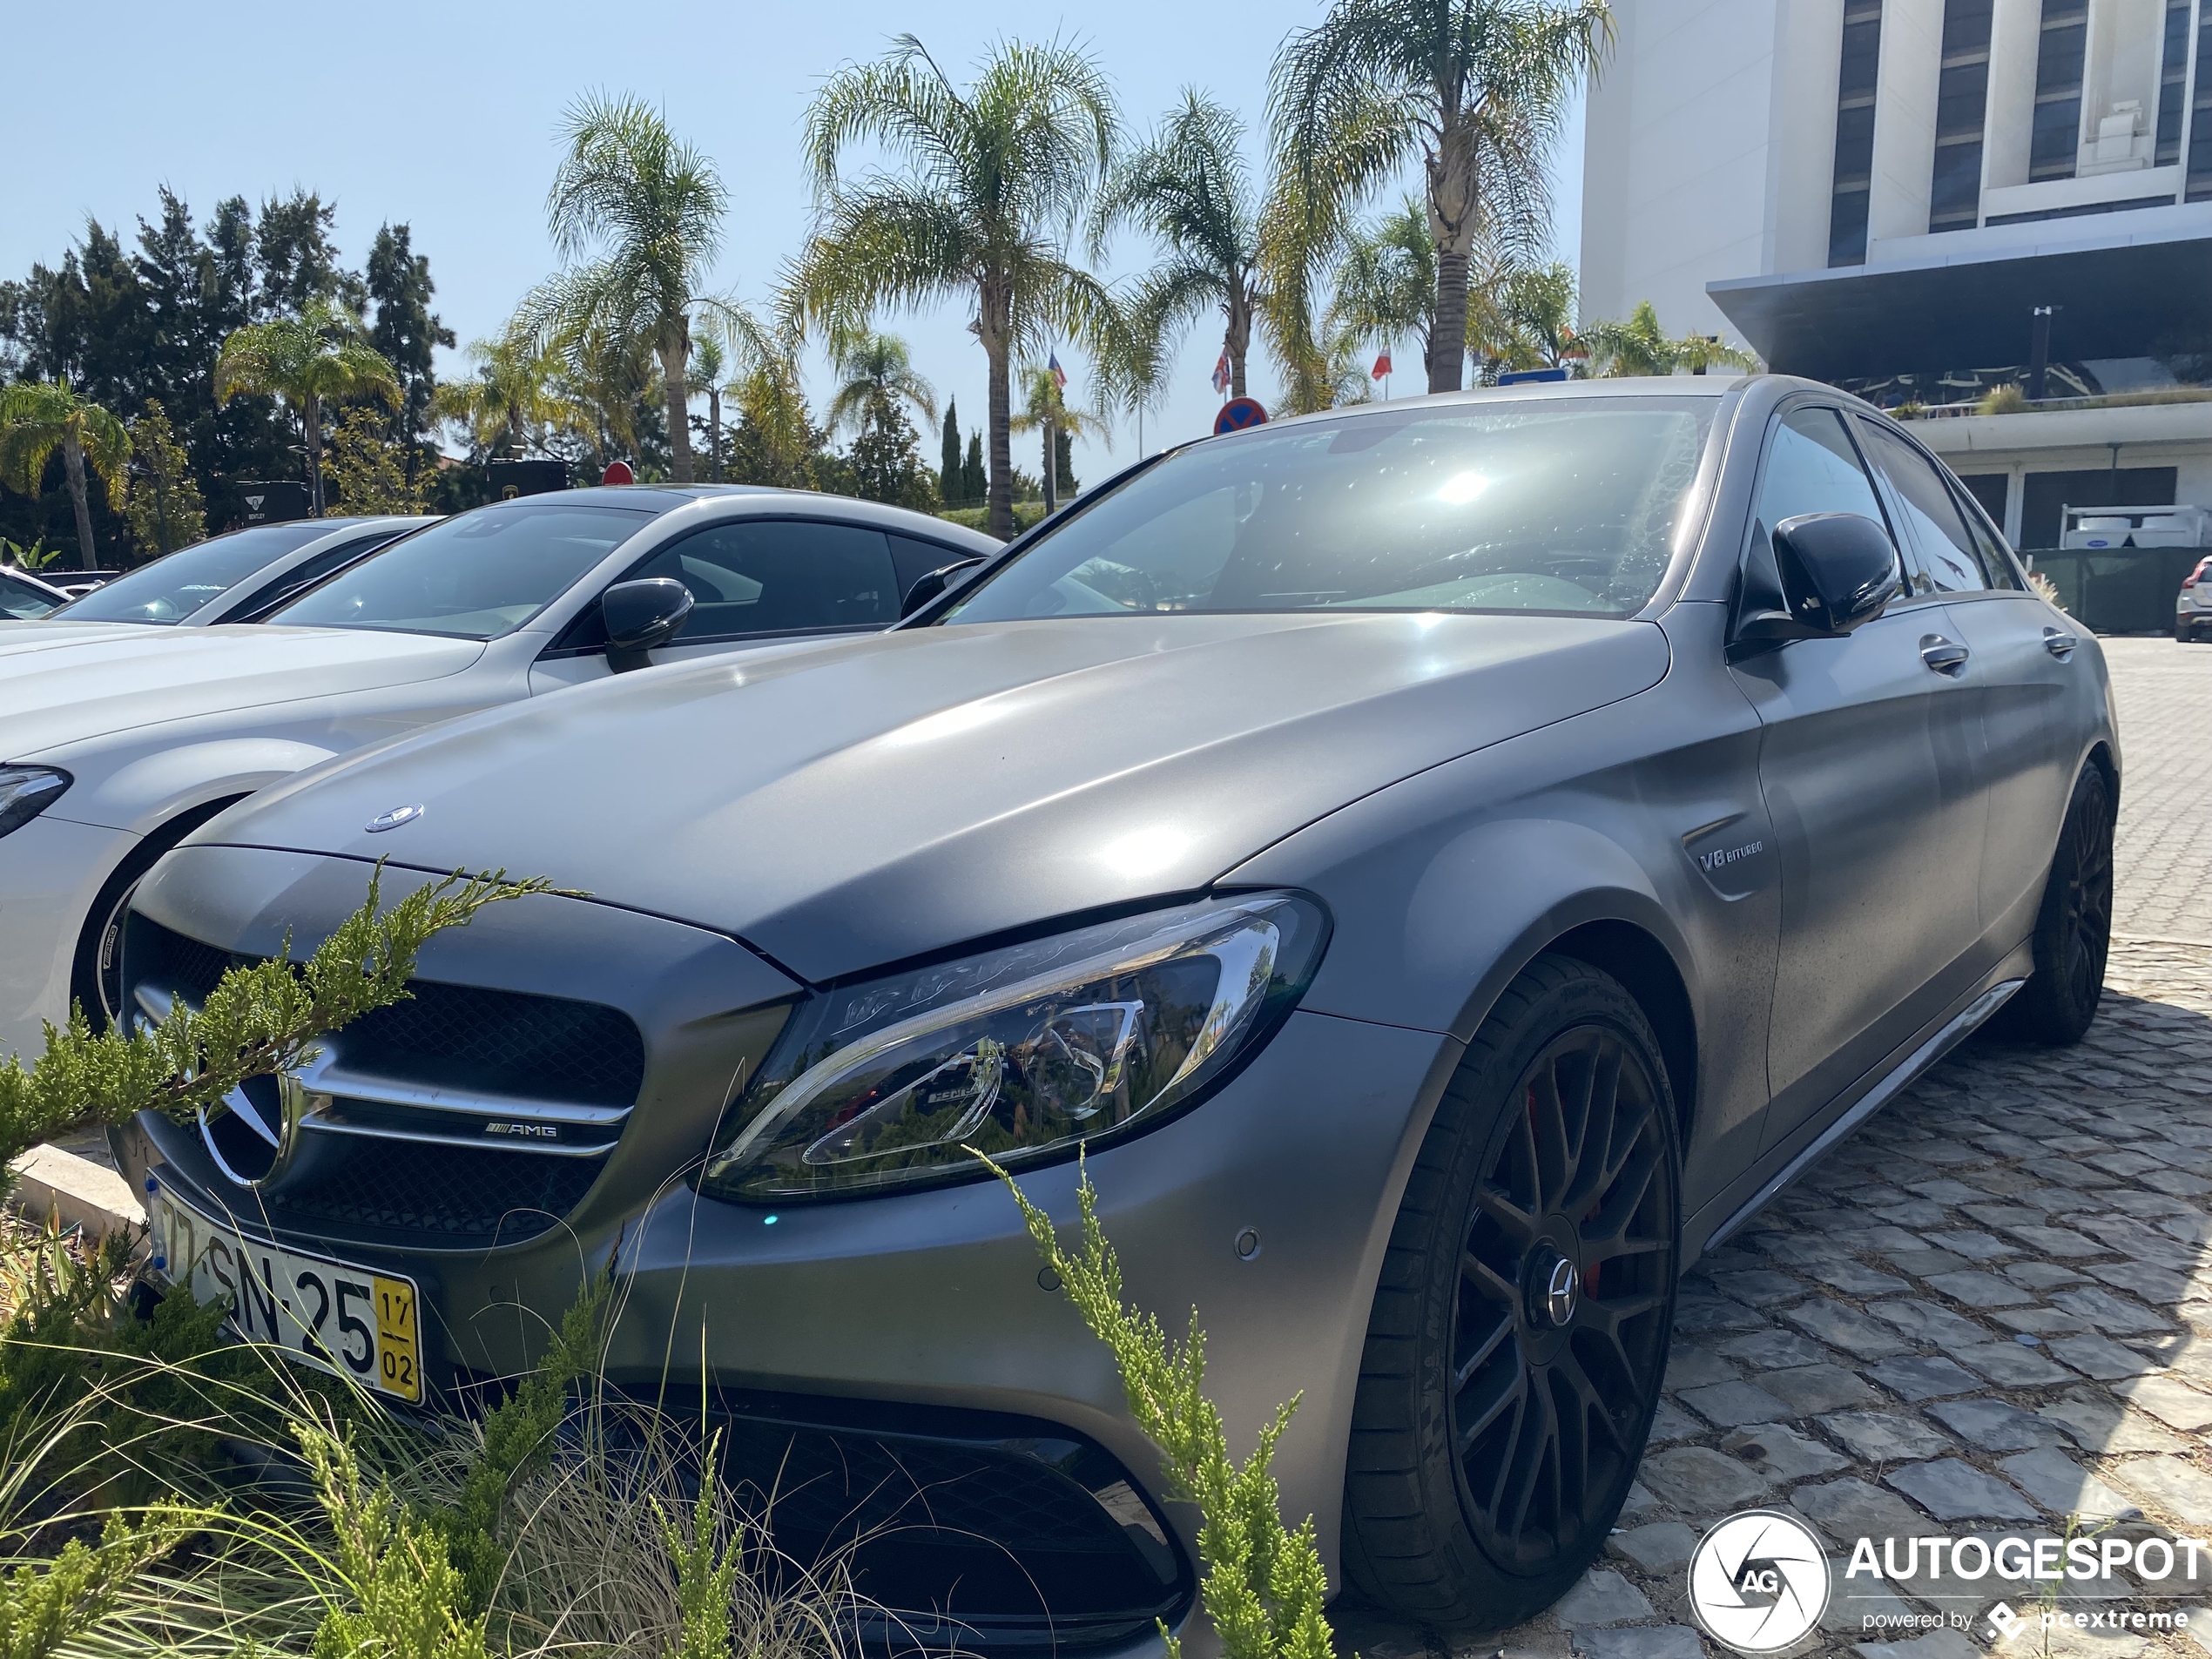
xmin=1994 ymin=765 xmax=2114 ymax=1046
xmin=1342 ymin=954 xmax=1682 ymax=1632
xmin=68 ymin=798 xmax=244 ymax=1034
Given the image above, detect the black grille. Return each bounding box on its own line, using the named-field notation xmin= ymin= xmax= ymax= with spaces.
xmin=127 ymin=916 xmax=635 ymax=1247
xmin=132 ymin=917 xmax=644 ymax=1106
xmin=260 ymin=1137 xmax=604 ymax=1245
xmin=341 ymin=983 xmax=643 ymax=1106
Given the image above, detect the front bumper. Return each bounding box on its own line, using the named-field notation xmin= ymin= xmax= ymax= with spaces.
xmin=112 ymin=843 xmax=1462 ymax=1636
xmin=0 ymin=812 xmax=131 ymax=1061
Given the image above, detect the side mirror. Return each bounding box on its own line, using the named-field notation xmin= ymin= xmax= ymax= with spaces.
xmin=602 ymin=577 xmax=694 ymax=673
xmin=900 ymin=556 xmax=986 ymax=618
xmin=1738 ymin=513 xmax=1900 ymax=644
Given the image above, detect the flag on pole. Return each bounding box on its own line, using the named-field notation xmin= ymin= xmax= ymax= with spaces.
xmin=1211 ymin=348 xmax=1231 ymax=395
xmin=1049 ymin=351 xmax=1067 ymax=391
xmin=1372 ymin=350 xmax=1393 ymax=380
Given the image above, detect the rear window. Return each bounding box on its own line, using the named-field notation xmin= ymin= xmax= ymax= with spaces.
xmin=53 ymin=524 xmax=329 ymax=624
xmin=944 ymin=397 xmax=1716 ymax=624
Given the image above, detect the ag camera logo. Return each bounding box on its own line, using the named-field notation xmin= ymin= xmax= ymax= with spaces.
xmin=1688 ymin=1510 xmax=1832 ymax=1653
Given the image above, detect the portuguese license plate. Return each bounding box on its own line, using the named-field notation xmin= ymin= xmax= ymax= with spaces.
xmin=150 ymin=1187 xmax=423 ymax=1403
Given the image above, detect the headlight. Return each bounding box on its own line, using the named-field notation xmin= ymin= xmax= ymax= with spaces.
xmin=698 ymin=891 xmax=1328 ymax=1203
xmin=0 ymin=767 xmax=71 ymax=840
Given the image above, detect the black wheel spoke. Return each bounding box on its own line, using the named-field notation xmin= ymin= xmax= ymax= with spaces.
xmin=1462 ymin=1248 xmax=1518 ymax=1309
xmin=1458 ymin=1352 xmax=1526 ymax=1454
xmin=1455 ymin=1309 xmax=1516 ymax=1390
xmin=1527 ymin=1067 xmax=1568 ymax=1214
xmin=1474 ymin=1186 xmax=1537 ymax=1248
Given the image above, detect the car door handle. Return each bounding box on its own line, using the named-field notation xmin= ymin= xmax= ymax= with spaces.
xmin=1919 ymin=635 xmax=1970 ymax=675
xmin=2042 ymin=626 xmax=2078 ymax=659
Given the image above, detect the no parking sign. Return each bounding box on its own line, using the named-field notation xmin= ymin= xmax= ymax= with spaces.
xmin=1213 ymin=397 xmax=1269 ymax=435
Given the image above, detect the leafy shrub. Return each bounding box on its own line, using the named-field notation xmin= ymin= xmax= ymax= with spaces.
xmin=980 ymin=1150 xmax=1339 ymax=1659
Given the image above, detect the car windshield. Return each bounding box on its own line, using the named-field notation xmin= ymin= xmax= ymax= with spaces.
xmin=0 ymin=570 xmax=63 ymax=620
xmin=52 ymin=523 xmax=332 ymax=624
xmin=270 ymin=501 xmax=658 ymax=638
xmin=945 ymin=396 xmax=1716 ymax=624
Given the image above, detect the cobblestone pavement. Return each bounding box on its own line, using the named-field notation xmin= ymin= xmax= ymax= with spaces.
xmin=2107 ymin=637 xmax=2212 ymax=945
xmin=1342 ymin=638 xmax=2212 ymax=1659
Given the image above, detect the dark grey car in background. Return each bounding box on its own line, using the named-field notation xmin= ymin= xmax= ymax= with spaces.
xmin=116 ymin=377 xmax=2117 ymax=1645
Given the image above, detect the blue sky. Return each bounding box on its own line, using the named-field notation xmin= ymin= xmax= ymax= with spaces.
xmin=9 ymin=0 xmax=1582 ymax=478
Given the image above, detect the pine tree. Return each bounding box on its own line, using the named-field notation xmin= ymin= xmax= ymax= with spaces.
xmin=367 ymin=224 xmax=455 ymax=466
xmin=940 ymin=399 xmax=962 ymax=505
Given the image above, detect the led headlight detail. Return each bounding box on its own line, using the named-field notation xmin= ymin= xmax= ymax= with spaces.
xmin=699 ymin=892 xmax=1326 ymax=1202
xmin=0 ymin=767 xmax=71 ymax=840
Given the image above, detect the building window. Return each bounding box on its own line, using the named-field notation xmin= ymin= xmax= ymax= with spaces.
xmin=1830 ymin=0 xmax=1883 ymax=265
xmin=1931 ymin=0 xmax=1993 ymax=232
xmin=2190 ymin=4 xmax=2212 ymax=198
xmin=2030 ymin=1 xmax=2087 ymax=181
xmin=2157 ymin=0 xmax=2192 ymax=167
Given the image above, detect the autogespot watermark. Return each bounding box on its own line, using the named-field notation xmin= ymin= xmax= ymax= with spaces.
xmin=1686 ymin=1512 xmax=2206 ymax=1653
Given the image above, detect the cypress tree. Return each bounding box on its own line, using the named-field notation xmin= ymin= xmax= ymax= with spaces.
xmin=940 ymin=399 xmax=961 ymax=504
xmin=961 ymin=432 xmax=985 ymax=505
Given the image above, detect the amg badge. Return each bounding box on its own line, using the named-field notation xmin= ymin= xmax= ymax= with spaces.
xmin=484 ymin=1122 xmax=558 ymax=1140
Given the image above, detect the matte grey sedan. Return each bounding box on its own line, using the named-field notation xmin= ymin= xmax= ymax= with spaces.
xmin=115 ymin=376 xmax=2116 ymax=1643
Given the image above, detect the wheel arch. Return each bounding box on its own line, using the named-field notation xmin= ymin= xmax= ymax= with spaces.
xmin=1442 ymin=891 xmax=1702 ymax=1148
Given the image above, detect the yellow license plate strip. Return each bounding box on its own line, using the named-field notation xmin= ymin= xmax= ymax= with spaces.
xmin=151 ymin=1186 xmax=423 ymax=1403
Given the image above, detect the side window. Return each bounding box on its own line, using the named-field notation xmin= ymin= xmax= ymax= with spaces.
xmin=622 ymin=519 xmax=901 ymax=642
xmin=1853 ymin=420 xmax=1995 ymax=593
xmin=1947 ymin=481 xmax=2025 ymax=590
xmin=1753 ymin=406 xmax=1894 ymax=556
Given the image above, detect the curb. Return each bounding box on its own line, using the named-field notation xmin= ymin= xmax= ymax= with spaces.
xmin=5 ymin=1144 xmax=145 ymax=1237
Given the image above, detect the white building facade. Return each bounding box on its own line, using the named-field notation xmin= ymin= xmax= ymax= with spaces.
xmin=1581 ymin=0 xmax=2212 ymax=550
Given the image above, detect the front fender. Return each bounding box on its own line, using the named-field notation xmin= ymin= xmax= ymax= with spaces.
xmin=1400 ymin=818 xmax=1688 ymax=1044
xmin=60 ymin=738 xmax=339 ymax=833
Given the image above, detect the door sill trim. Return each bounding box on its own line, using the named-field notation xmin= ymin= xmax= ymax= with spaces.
xmin=1700 ymin=976 xmax=2026 ymax=1254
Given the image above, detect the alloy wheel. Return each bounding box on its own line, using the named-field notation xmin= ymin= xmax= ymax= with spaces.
xmin=1450 ymin=1027 xmax=1676 ymax=1575
xmin=2058 ymin=786 xmax=2114 ymax=1016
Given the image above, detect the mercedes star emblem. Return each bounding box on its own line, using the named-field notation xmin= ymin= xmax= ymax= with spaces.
xmin=365 ymin=804 xmax=424 ymax=833
xmin=1545 ymin=1258 xmax=1579 ymax=1326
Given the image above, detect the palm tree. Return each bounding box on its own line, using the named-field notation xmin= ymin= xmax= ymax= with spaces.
xmin=214 ymin=300 xmax=401 ymax=516
xmin=690 ymin=330 xmax=728 ymax=481
xmin=431 ymin=333 xmax=584 ymax=458
xmin=1101 ymin=90 xmax=1278 ymax=401
xmin=824 ymin=333 xmax=938 ymax=439
xmin=0 ymin=380 xmax=130 ymax=569
xmin=1492 ymin=260 xmax=1584 ymax=371
xmin=1581 ymin=300 xmax=1753 ymax=378
xmin=789 ymin=35 xmax=1120 ymax=540
xmin=1270 ymin=0 xmax=1612 ymax=395
xmin=1328 ymin=199 xmax=1435 ymax=385
xmin=1010 ymin=365 xmax=1106 ymax=516
xmin=522 ymin=95 xmax=772 ymax=485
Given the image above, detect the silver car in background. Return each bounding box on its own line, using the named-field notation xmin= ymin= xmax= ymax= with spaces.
xmin=38 ymin=518 xmax=434 ymax=629
xmin=0 ymin=487 xmax=994 ymax=1059
xmin=115 ymin=378 xmax=2115 ymax=1645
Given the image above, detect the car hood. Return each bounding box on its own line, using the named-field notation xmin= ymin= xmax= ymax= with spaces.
xmin=2 ymin=624 xmax=486 ymax=758
xmin=206 ymin=612 xmax=1669 ymax=982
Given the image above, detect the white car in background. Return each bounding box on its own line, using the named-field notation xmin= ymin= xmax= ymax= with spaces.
xmin=37 ymin=518 xmax=434 ymax=629
xmin=0 ymin=484 xmax=995 ymax=1058
xmin=0 ymin=566 xmax=73 ymax=620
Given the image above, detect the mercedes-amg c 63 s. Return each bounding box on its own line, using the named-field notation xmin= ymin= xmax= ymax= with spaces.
xmin=111 ymin=376 xmax=2116 ymax=1645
